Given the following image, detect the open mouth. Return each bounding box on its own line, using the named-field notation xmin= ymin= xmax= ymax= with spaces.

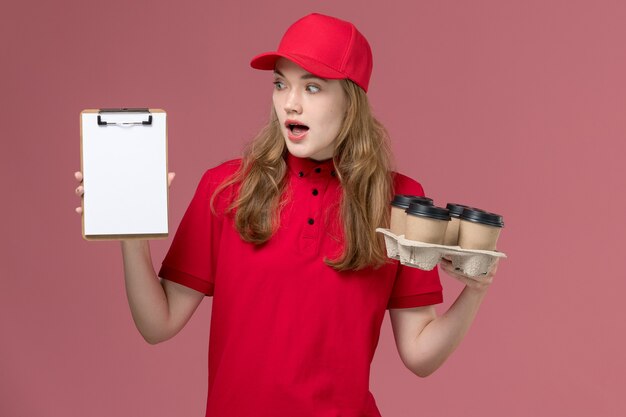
xmin=286 ymin=123 xmax=309 ymax=136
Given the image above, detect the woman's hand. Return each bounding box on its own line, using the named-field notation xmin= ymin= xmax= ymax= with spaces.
xmin=73 ymin=171 xmax=176 ymax=215
xmin=438 ymin=257 xmax=499 ymax=291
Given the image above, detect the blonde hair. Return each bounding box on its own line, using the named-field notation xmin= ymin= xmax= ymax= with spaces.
xmin=211 ymin=79 xmax=394 ymax=271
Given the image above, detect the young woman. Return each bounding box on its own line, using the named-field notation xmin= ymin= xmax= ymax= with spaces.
xmin=74 ymin=12 xmax=498 ymax=417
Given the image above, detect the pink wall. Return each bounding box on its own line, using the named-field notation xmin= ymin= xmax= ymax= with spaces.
xmin=2 ymin=0 xmax=624 ymax=416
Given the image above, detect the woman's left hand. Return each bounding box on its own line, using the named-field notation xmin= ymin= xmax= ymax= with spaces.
xmin=438 ymin=257 xmax=499 ymax=291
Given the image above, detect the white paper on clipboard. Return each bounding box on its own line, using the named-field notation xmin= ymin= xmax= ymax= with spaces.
xmin=80 ymin=108 xmax=169 ymax=240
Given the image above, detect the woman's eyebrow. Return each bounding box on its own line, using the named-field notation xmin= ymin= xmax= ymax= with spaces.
xmin=301 ymin=73 xmax=328 ymax=82
xmin=273 ymin=69 xmax=328 ymax=83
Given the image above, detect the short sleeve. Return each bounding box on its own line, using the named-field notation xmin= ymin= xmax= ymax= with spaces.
xmin=158 ymin=168 xmax=222 ymax=296
xmin=386 ymin=172 xmax=444 ymax=309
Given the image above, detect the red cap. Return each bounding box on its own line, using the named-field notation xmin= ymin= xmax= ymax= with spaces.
xmin=250 ymin=13 xmax=373 ymax=93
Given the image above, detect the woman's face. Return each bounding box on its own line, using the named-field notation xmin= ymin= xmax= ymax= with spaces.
xmin=272 ymin=57 xmax=348 ymax=161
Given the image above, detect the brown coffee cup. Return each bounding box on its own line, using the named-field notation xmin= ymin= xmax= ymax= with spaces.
xmin=458 ymin=208 xmax=504 ymax=251
xmin=443 ymin=203 xmax=472 ymax=246
xmin=390 ymin=195 xmax=433 ymax=236
xmin=404 ymin=203 xmax=450 ymax=244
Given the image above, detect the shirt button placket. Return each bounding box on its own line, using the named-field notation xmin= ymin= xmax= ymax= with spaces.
xmin=303 ymin=166 xmax=326 ymax=237
xmin=298 ymin=164 xmax=335 ymax=255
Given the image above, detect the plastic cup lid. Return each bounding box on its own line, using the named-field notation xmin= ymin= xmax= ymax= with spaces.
xmin=446 ymin=203 xmax=473 ymax=217
xmin=406 ymin=202 xmax=451 ymax=221
xmin=391 ymin=194 xmax=434 ymax=209
xmin=460 ymin=207 xmax=504 ymax=227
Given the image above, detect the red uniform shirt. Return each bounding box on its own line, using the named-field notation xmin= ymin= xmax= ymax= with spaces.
xmin=158 ymin=153 xmax=443 ymax=417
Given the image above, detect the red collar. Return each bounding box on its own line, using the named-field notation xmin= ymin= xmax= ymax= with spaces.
xmin=285 ymin=152 xmax=337 ymax=179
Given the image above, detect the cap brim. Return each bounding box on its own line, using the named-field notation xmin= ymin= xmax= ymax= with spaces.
xmin=250 ymin=51 xmax=346 ymax=80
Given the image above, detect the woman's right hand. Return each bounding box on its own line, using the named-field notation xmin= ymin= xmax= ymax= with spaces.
xmin=73 ymin=171 xmax=176 ymax=215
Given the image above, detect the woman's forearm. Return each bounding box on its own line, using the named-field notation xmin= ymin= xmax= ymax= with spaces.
xmin=121 ymin=240 xmax=170 ymax=344
xmin=410 ymin=285 xmax=489 ymax=377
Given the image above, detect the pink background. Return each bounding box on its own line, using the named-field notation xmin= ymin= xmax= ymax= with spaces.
xmin=2 ymin=0 xmax=625 ymax=416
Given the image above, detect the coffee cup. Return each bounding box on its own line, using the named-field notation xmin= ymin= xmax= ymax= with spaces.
xmin=390 ymin=195 xmax=434 ymax=236
xmin=458 ymin=208 xmax=504 ymax=251
xmin=443 ymin=203 xmax=472 ymax=246
xmin=404 ymin=203 xmax=450 ymax=244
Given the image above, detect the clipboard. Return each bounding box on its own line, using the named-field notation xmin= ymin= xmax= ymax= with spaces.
xmin=80 ymin=108 xmax=169 ymax=240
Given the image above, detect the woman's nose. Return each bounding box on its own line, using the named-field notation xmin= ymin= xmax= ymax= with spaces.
xmin=284 ymin=90 xmax=303 ymax=114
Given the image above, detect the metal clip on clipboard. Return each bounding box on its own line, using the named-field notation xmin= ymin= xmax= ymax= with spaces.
xmin=97 ymin=108 xmax=153 ymax=126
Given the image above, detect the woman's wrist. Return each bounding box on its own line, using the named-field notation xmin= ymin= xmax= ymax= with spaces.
xmin=121 ymin=239 xmax=151 ymax=258
xmin=463 ymin=281 xmax=490 ymax=296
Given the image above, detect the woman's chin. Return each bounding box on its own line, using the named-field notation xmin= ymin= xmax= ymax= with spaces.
xmin=285 ymin=143 xmax=310 ymax=158
xmin=285 ymin=140 xmax=333 ymax=161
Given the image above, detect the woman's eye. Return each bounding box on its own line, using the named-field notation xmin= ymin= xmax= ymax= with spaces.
xmin=273 ymin=81 xmax=286 ymax=90
xmin=306 ymin=85 xmax=320 ymax=93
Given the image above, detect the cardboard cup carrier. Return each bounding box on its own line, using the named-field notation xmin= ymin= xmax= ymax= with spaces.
xmin=378 ymin=195 xmax=506 ymax=277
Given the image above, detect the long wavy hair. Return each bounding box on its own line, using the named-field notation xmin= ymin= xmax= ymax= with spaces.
xmin=210 ymin=79 xmax=394 ymax=271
